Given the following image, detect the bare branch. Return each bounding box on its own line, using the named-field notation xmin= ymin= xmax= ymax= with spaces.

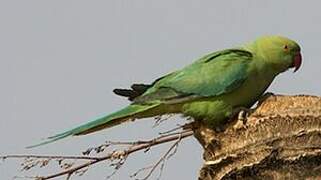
xmin=2 ymin=129 xmax=193 ymax=180
xmin=132 ymin=134 xmax=183 ymax=180
xmin=153 ymin=114 xmax=175 ymax=128
xmin=0 ymin=155 xmax=100 ymax=161
xmin=142 ymin=135 xmax=182 ymax=180
xmin=42 ymin=130 xmax=192 ymax=180
xmin=81 ymin=123 xmax=192 ymax=156
xmin=158 ymin=123 xmax=189 ymax=135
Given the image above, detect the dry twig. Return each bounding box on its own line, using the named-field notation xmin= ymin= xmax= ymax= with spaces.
xmin=131 ymin=134 xmax=183 ymax=180
xmin=1 ymin=129 xmax=193 ymax=180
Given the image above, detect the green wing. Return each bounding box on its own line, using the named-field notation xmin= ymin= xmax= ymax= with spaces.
xmin=133 ymin=49 xmax=253 ymax=103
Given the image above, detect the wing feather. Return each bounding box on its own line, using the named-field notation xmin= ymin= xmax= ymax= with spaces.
xmin=134 ymin=49 xmax=252 ymax=103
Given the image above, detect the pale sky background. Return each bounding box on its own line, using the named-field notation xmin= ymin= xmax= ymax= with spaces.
xmin=1 ymin=1 xmax=320 ymax=180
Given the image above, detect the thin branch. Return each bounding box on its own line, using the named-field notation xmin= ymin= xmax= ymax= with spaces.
xmin=141 ymin=134 xmax=182 ymax=180
xmin=158 ymin=123 xmax=189 ymax=135
xmin=152 ymin=114 xmax=174 ymax=128
xmin=106 ymin=155 xmax=128 ymax=179
xmin=1 ymin=126 xmax=193 ymax=180
xmin=0 ymin=155 xmax=100 ymax=161
xmin=13 ymin=176 xmax=40 ymax=179
xmin=82 ymin=124 xmax=192 ymax=154
xmin=38 ymin=130 xmax=193 ymax=180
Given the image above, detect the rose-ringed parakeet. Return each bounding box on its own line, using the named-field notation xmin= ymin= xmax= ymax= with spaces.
xmin=28 ymin=35 xmax=302 ymax=148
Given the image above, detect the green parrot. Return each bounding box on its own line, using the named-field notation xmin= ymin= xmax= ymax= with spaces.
xmin=28 ymin=35 xmax=302 ymax=148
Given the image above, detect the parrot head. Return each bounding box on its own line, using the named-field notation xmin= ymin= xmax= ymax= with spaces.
xmin=250 ymin=35 xmax=302 ymax=73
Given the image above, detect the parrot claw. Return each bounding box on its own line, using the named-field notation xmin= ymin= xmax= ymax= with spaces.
xmin=231 ymin=107 xmax=253 ymax=129
xmin=237 ymin=110 xmax=248 ymax=123
xmin=234 ymin=107 xmax=252 ymax=120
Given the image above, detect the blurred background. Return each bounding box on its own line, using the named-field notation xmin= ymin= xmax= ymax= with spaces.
xmin=1 ymin=0 xmax=320 ymax=179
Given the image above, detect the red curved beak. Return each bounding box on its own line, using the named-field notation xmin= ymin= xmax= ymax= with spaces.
xmin=293 ymin=52 xmax=302 ymax=72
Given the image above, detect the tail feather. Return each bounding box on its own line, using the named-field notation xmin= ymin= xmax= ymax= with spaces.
xmin=27 ymin=104 xmax=160 ymax=148
xmin=26 ymin=132 xmax=72 ymax=149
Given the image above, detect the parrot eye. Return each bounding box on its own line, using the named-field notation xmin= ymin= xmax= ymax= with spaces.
xmin=283 ymin=44 xmax=289 ymax=51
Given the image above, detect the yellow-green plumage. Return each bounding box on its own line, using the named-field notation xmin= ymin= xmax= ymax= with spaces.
xmin=29 ymin=35 xmax=302 ymax=148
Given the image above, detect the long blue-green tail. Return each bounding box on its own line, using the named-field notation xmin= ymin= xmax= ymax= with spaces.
xmin=27 ymin=104 xmax=160 ymax=148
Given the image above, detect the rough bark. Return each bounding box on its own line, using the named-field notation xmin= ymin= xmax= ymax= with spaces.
xmin=194 ymin=94 xmax=321 ymax=180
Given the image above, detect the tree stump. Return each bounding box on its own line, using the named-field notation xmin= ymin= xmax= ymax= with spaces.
xmin=194 ymin=95 xmax=321 ymax=180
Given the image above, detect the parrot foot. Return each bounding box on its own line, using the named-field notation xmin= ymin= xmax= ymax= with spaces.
xmin=231 ymin=107 xmax=253 ymax=129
